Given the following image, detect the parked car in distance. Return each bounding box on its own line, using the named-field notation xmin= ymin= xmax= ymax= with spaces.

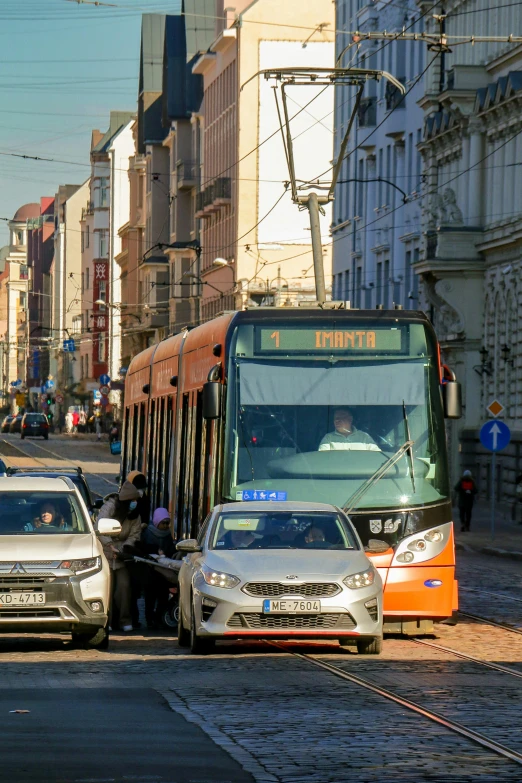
xmin=1 ymin=415 xmax=14 ymax=433
xmin=9 ymin=415 xmax=23 ymax=434
xmin=6 ymin=466 xmax=98 ymax=514
xmin=21 ymin=412 xmax=49 ymax=440
xmin=0 ymin=476 xmax=122 ymax=648
xmin=177 ymin=501 xmax=383 ymax=655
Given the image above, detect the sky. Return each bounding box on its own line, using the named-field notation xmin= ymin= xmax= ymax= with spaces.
xmin=0 ymin=0 xmax=183 ymax=246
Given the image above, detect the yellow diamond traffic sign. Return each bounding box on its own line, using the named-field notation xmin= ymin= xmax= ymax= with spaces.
xmin=487 ymin=399 xmax=504 ymax=418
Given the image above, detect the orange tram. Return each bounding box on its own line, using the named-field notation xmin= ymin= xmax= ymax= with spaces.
xmin=123 ymin=308 xmax=461 ymax=635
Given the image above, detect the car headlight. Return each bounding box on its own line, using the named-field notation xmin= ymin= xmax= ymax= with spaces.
xmin=60 ymin=557 xmax=101 ymax=575
xmin=343 ymin=566 xmax=375 ymax=589
xmin=200 ymin=563 xmax=240 ymax=589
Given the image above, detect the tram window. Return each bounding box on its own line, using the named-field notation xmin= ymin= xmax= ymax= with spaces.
xmin=191 ymin=390 xmax=204 ymax=538
xmin=131 ymin=404 xmax=139 ymax=471
xmin=155 ymin=397 xmax=166 ymax=511
xmin=138 ymin=402 xmax=146 ymax=470
xmin=122 ymin=409 xmax=130 ymax=477
xmin=147 ymin=400 xmax=155 ymax=499
xmin=177 ymin=394 xmax=189 ymax=538
xmin=201 ymin=419 xmax=212 ymax=517
xmin=164 ymin=396 xmax=175 ymax=510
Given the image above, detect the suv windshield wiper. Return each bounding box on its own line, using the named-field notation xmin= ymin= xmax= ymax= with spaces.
xmin=342 ymin=439 xmax=415 ymax=516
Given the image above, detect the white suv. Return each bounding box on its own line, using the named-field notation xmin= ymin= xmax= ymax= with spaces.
xmin=0 ymin=476 xmax=120 ymax=649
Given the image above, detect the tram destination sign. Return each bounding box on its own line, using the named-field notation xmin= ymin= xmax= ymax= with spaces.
xmin=256 ymin=326 xmax=402 ymax=353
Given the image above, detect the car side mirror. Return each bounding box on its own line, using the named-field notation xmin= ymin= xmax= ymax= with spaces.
xmin=365 ymin=539 xmax=393 ymax=554
xmin=202 ymin=381 xmax=222 ymax=419
xmin=176 ymin=539 xmax=202 ymax=553
xmin=97 ymin=518 xmax=122 ymax=536
xmin=93 ymin=498 xmax=103 ymax=510
xmin=442 ymin=381 xmax=462 ymax=419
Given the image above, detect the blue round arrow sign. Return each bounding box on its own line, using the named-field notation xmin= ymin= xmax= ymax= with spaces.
xmin=479 ymin=420 xmax=511 ymax=452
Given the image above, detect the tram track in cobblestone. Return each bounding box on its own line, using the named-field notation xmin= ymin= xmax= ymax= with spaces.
xmin=409 ymin=637 xmax=522 ymax=677
xmin=270 ymin=641 xmax=522 ymax=768
xmin=459 ymin=611 xmax=522 ymax=634
xmin=0 ymin=436 xmax=116 ymax=492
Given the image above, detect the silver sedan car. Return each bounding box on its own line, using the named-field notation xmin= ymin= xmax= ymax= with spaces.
xmin=177 ymin=502 xmax=383 ymax=654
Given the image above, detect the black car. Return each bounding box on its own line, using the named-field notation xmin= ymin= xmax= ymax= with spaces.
xmin=5 ymin=466 xmax=98 ymax=513
xmin=21 ymin=412 xmax=49 ymax=439
xmin=1 ymin=415 xmax=14 ymax=433
xmin=9 ymin=415 xmax=23 ymax=434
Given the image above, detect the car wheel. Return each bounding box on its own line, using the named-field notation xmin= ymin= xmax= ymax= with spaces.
xmin=338 ymin=638 xmax=353 ymax=647
xmin=356 ymin=637 xmax=382 ymax=655
xmin=162 ymin=599 xmax=179 ymax=630
xmin=71 ymin=625 xmax=109 ymax=650
xmin=44 ymin=435 xmax=49 ymax=440
xmin=20 ymin=435 xmax=24 ymax=440
xmin=177 ymin=604 xmax=190 ymax=647
xmin=190 ymin=602 xmax=214 ymax=655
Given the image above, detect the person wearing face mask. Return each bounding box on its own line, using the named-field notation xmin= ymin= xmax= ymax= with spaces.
xmin=125 ymin=470 xmax=150 ymax=628
xmin=98 ymin=481 xmax=142 ymax=632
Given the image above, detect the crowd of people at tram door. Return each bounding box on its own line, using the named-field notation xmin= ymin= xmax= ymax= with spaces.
xmin=97 ymin=470 xmax=177 ymax=631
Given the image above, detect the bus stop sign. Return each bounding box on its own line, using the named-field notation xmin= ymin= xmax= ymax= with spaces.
xmin=480 ymin=420 xmax=511 ymax=452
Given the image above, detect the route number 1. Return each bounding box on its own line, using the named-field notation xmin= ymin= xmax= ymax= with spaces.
xmin=270 ymin=331 xmax=280 ymax=348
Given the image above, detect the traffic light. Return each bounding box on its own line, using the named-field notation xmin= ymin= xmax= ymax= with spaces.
xmin=46 ymin=395 xmax=53 ymax=406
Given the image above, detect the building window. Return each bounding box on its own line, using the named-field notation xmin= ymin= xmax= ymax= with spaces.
xmin=99 ymin=231 xmax=107 ymax=257
xmin=16 ymin=230 xmax=23 ymax=245
xmin=86 ymin=266 xmax=90 ymax=291
xmin=86 ymin=224 xmax=90 ymax=248
xmin=98 ymin=332 xmax=106 ymax=363
xmin=20 ymin=265 xmax=28 ymax=280
xmin=98 ymin=280 xmax=106 ymax=310
xmin=100 ymin=178 xmax=109 ymax=207
xmin=81 ymin=272 xmax=84 ymax=293
xmin=344 ymin=270 xmax=350 ymax=302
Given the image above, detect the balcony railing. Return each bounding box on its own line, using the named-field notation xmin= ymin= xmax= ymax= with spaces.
xmin=176 ymin=160 xmax=197 ymax=190
xmin=214 ymin=177 xmax=231 ymax=202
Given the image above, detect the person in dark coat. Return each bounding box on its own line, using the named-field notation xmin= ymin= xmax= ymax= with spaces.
xmin=125 ymin=470 xmax=150 ymax=628
xmin=141 ymin=507 xmax=175 ymax=629
xmin=454 ymin=470 xmax=478 ymax=532
xmin=98 ymin=481 xmax=142 ymax=631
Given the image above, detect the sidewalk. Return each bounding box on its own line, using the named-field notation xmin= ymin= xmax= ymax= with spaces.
xmin=453 ymin=502 xmax=522 ymax=561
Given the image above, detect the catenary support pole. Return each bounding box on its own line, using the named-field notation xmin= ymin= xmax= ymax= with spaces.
xmin=307 ymin=192 xmax=326 ymax=304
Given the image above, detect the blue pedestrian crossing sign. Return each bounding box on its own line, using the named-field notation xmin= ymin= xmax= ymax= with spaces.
xmin=480 ymin=420 xmax=511 ymax=452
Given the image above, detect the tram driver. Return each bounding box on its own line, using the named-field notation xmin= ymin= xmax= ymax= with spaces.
xmin=318 ymin=407 xmax=380 ymax=452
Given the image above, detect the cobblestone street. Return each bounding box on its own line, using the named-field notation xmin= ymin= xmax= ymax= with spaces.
xmin=0 ymin=436 xmax=521 ymax=781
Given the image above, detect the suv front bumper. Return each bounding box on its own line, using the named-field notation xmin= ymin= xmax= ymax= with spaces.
xmin=0 ymin=575 xmax=108 ymax=633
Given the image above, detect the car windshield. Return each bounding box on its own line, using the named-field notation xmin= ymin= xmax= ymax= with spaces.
xmin=25 ymin=414 xmax=45 ymax=422
xmin=209 ymin=511 xmax=358 ymax=550
xmin=223 ymin=320 xmax=449 ymax=511
xmin=0 ymin=492 xmax=90 ymax=534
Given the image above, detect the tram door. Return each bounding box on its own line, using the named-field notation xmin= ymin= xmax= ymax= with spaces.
xmin=176 ymin=389 xmax=211 ymax=539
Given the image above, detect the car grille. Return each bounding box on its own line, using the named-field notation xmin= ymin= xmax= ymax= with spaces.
xmin=0 ymin=577 xmax=52 ymax=585
xmin=0 ymin=608 xmax=60 ymax=619
xmin=243 ymin=582 xmax=340 ymax=598
xmin=227 ymin=613 xmax=356 ymax=630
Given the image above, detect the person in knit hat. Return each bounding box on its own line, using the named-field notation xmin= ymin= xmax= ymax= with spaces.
xmin=98 ymin=481 xmax=142 ymax=631
xmin=141 ymin=507 xmax=175 ymax=629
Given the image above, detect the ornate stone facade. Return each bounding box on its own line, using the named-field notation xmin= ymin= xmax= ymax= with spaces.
xmin=415 ymin=0 xmax=522 ymax=502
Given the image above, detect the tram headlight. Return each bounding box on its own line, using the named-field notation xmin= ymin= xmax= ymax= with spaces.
xmin=343 ymin=566 xmax=375 ymax=589
xmin=424 ymin=529 xmax=444 ymax=543
xmin=200 ymin=564 xmax=240 ymax=589
xmin=396 ymin=551 xmax=415 ymax=563
xmin=407 ymin=539 xmax=427 ymax=552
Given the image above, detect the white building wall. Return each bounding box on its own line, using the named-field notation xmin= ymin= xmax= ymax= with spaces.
xmin=332 ymin=0 xmax=424 ymax=309
xmin=108 ymin=120 xmax=133 ymax=382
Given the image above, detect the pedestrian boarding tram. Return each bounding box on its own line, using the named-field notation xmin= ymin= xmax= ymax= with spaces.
xmin=122 ymin=309 xmax=462 ymax=635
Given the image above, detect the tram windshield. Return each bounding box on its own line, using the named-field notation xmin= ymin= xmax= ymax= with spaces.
xmin=223 ymin=320 xmax=450 ymax=511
